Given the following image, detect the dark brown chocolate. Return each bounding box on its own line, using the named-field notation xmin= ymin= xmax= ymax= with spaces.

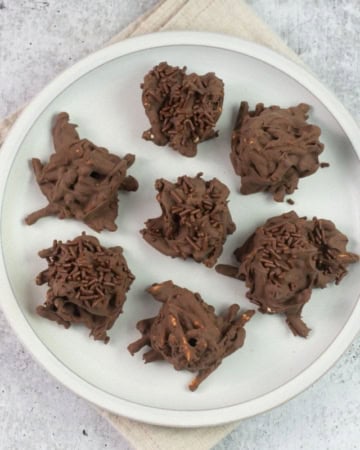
xmin=128 ymin=281 xmax=254 ymax=391
xmin=216 ymin=211 xmax=358 ymax=337
xmin=36 ymin=233 xmax=135 ymax=343
xmin=141 ymin=62 xmax=224 ymax=157
xmin=25 ymin=112 xmax=138 ymax=232
xmin=231 ymin=102 xmax=325 ymax=201
xmin=141 ymin=173 xmax=236 ymax=268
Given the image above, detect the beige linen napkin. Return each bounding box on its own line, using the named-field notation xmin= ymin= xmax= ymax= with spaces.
xmin=0 ymin=1 xmax=308 ymax=449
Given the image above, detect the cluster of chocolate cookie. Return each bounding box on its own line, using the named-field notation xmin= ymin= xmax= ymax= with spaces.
xmin=36 ymin=233 xmax=135 ymax=343
xmin=27 ymin=62 xmax=358 ymax=391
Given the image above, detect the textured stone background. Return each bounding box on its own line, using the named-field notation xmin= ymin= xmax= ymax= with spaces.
xmin=0 ymin=1 xmax=359 ymax=449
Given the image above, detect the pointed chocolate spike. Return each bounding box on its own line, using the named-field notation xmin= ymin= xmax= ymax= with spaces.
xmin=52 ymin=112 xmax=80 ymax=153
xmin=337 ymin=252 xmax=359 ymax=264
xmin=215 ymin=264 xmax=238 ymax=278
xmin=147 ymin=281 xmax=174 ymax=303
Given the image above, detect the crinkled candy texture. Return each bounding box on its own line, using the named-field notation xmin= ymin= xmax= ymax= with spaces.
xmin=216 ymin=211 xmax=358 ymax=337
xmin=26 ymin=112 xmax=138 ymax=232
xmin=128 ymin=281 xmax=254 ymax=391
xmin=141 ymin=173 xmax=236 ymax=268
xmin=36 ymin=233 xmax=135 ymax=343
xmin=231 ymin=102 xmax=325 ymax=201
xmin=141 ymin=62 xmax=224 ymax=157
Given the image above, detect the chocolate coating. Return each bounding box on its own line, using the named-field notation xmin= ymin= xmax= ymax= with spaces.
xmin=216 ymin=211 xmax=358 ymax=337
xmin=128 ymin=281 xmax=254 ymax=391
xmin=141 ymin=173 xmax=236 ymax=267
xmin=231 ymin=102 xmax=324 ymax=201
xmin=25 ymin=112 xmax=138 ymax=232
xmin=36 ymin=233 xmax=135 ymax=343
xmin=141 ymin=62 xmax=224 ymax=157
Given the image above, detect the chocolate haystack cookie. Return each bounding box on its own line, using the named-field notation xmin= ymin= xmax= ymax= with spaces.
xmin=128 ymin=281 xmax=254 ymax=391
xmin=216 ymin=211 xmax=358 ymax=337
xmin=231 ymin=102 xmax=325 ymax=201
xmin=25 ymin=112 xmax=138 ymax=232
xmin=141 ymin=62 xmax=224 ymax=157
xmin=36 ymin=233 xmax=135 ymax=343
xmin=141 ymin=173 xmax=236 ymax=268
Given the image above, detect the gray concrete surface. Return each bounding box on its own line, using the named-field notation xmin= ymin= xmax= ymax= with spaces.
xmin=0 ymin=1 xmax=359 ymax=449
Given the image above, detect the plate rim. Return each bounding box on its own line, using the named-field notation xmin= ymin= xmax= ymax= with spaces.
xmin=0 ymin=31 xmax=359 ymax=428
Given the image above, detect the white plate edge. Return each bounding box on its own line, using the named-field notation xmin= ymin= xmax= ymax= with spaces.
xmin=0 ymin=31 xmax=359 ymax=427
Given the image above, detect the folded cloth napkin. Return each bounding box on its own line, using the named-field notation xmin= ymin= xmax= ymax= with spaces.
xmin=0 ymin=0 xmax=308 ymax=449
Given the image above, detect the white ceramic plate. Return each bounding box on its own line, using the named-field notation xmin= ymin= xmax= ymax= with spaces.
xmin=0 ymin=32 xmax=359 ymax=428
